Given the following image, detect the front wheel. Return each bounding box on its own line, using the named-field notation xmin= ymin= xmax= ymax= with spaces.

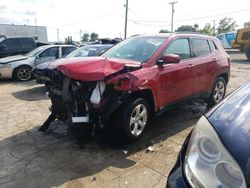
xmin=14 ymin=66 xmax=32 ymax=81
xmin=207 ymin=77 xmax=226 ymax=107
xmin=114 ymin=98 xmax=150 ymax=142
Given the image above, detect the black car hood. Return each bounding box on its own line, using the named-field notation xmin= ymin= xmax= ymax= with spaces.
xmin=207 ymin=82 xmax=250 ymax=185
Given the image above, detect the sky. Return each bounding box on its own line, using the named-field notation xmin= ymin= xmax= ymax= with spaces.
xmin=0 ymin=0 xmax=249 ymax=42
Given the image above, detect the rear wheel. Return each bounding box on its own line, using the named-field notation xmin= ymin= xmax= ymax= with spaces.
xmin=113 ymin=98 xmax=149 ymax=142
xmin=207 ymin=77 xmax=226 ymax=107
xmin=14 ymin=66 xmax=32 ymax=81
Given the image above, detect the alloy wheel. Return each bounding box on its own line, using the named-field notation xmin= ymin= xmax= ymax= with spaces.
xmin=129 ymin=104 xmax=148 ymax=137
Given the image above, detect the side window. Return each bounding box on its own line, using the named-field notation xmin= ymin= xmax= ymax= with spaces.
xmin=163 ymin=38 xmax=191 ymax=60
xmin=39 ymin=47 xmax=59 ymax=58
xmin=22 ymin=38 xmax=35 ymax=49
xmin=208 ymin=40 xmax=217 ymax=52
xmin=62 ymin=47 xmax=76 ymax=56
xmin=191 ymin=38 xmax=210 ymax=57
xmin=2 ymin=38 xmax=21 ymax=49
xmin=241 ymin=31 xmax=250 ymax=40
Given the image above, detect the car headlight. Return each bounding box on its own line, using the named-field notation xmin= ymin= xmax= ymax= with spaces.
xmin=184 ymin=116 xmax=246 ymax=188
xmin=0 ymin=64 xmax=11 ymax=68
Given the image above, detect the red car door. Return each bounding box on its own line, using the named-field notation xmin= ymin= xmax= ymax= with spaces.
xmin=157 ymin=38 xmax=195 ymax=108
xmin=190 ymin=38 xmax=215 ymax=94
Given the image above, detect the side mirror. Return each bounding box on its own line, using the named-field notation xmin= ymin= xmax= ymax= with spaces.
xmin=157 ymin=54 xmax=181 ymax=65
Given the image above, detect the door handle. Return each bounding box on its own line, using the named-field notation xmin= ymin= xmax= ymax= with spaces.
xmin=187 ymin=64 xmax=194 ymax=68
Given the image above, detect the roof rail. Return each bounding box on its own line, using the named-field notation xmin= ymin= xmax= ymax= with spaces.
xmin=174 ymin=31 xmax=210 ymax=36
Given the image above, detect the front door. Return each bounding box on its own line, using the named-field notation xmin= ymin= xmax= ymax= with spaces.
xmin=157 ymin=38 xmax=195 ymax=108
xmin=35 ymin=47 xmax=59 ymax=66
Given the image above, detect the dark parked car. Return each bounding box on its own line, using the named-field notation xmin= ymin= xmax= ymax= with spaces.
xmin=0 ymin=37 xmax=37 ymax=58
xmin=33 ymin=44 xmax=113 ymax=84
xmin=39 ymin=33 xmax=230 ymax=142
xmin=167 ymin=82 xmax=250 ymax=188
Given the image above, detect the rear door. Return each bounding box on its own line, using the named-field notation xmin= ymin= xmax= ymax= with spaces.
xmin=158 ymin=38 xmax=195 ymax=107
xmin=190 ymin=38 xmax=215 ymax=95
xmin=21 ymin=38 xmax=36 ymax=53
xmin=61 ymin=46 xmax=77 ymax=57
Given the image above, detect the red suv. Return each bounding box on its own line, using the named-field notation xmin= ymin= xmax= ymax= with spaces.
xmin=39 ymin=33 xmax=230 ymax=142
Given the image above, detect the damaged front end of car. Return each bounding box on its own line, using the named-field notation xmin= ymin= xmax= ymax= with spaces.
xmin=39 ymin=58 xmax=142 ymax=133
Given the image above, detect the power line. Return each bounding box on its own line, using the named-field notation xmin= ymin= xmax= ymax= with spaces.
xmin=128 ymin=7 xmax=250 ymax=24
xmin=48 ymin=8 xmax=123 ymax=28
xmin=175 ymin=8 xmax=250 ymax=22
xmin=128 ymin=19 xmax=171 ymax=27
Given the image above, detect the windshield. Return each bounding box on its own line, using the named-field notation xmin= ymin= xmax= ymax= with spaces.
xmin=0 ymin=37 xmax=5 ymax=43
xmin=66 ymin=46 xmax=99 ymax=57
xmin=25 ymin=46 xmax=48 ymax=57
xmin=102 ymin=36 xmax=166 ymax=63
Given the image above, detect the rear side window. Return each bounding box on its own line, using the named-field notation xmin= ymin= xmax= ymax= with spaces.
xmin=208 ymin=40 xmax=217 ymax=52
xmin=1 ymin=38 xmax=21 ymax=49
xmin=191 ymin=38 xmax=210 ymax=57
xmin=62 ymin=47 xmax=76 ymax=56
xmin=22 ymin=38 xmax=35 ymax=49
xmin=241 ymin=31 xmax=250 ymax=40
xmin=163 ymin=38 xmax=191 ymax=60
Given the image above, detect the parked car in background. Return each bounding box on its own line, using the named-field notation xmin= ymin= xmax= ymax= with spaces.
xmin=0 ymin=45 xmax=76 ymax=81
xmin=33 ymin=44 xmax=113 ymax=84
xmin=39 ymin=33 xmax=231 ymax=142
xmin=167 ymin=81 xmax=250 ymax=188
xmin=0 ymin=36 xmax=37 ymax=58
xmin=67 ymin=44 xmax=113 ymax=57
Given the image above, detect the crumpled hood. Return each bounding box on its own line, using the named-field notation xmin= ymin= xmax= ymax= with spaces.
xmin=48 ymin=57 xmax=85 ymax=69
xmin=0 ymin=55 xmax=28 ymax=64
xmin=57 ymin=57 xmax=141 ymax=81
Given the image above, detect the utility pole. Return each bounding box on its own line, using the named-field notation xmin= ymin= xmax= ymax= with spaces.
xmin=124 ymin=0 xmax=128 ymax=39
xmin=212 ymin=20 xmax=216 ymax=36
xmin=80 ymin=30 xmax=82 ymax=42
xmin=169 ymin=1 xmax=177 ymax=33
xmin=57 ymin=28 xmax=59 ymax=43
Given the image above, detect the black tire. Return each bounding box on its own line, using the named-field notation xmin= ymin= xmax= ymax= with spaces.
xmin=113 ymin=98 xmax=150 ymax=142
xmin=246 ymin=45 xmax=250 ymax=61
xmin=14 ymin=66 xmax=32 ymax=81
xmin=207 ymin=77 xmax=226 ymax=107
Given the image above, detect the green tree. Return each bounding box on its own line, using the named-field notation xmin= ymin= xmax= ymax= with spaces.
xmin=82 ymin=33 xmax=89 ymax=42
xmin=65 ymin=36 xmax=73 ymax=44
xmin=159 ymin=29 xmax=170 ymax=33
xmin=175 ymin=25 xmax=197 ymax=32
xmin=244 ymin=21 xmax=250 ymax=28
xmin=90 ymin=32 xmax=99 ymax=42
xmin=217 ymin=17 xmax=238 ymax=34
xmin=199 ymin=23 xmax=213 ymax=35
xmin=194 ymin=24 xmax=199 ymax=31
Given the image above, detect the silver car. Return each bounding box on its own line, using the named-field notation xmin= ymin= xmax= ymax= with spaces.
xmin=0 ymin=45 xmax=76 ymax=81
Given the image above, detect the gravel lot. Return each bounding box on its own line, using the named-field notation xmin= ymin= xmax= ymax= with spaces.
xmin=0 ymin=52 xmax=249 ymax=188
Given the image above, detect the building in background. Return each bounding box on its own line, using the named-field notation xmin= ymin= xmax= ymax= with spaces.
xmin=0 ymin=24 xmax=48 ymax=42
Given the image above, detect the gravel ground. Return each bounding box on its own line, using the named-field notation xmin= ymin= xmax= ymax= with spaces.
xmin=0 ymin=52 xmax=249 ymax=188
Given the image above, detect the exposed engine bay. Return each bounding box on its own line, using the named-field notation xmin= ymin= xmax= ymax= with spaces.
xmin=39 ymin=63 xmax=142 ymax=133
